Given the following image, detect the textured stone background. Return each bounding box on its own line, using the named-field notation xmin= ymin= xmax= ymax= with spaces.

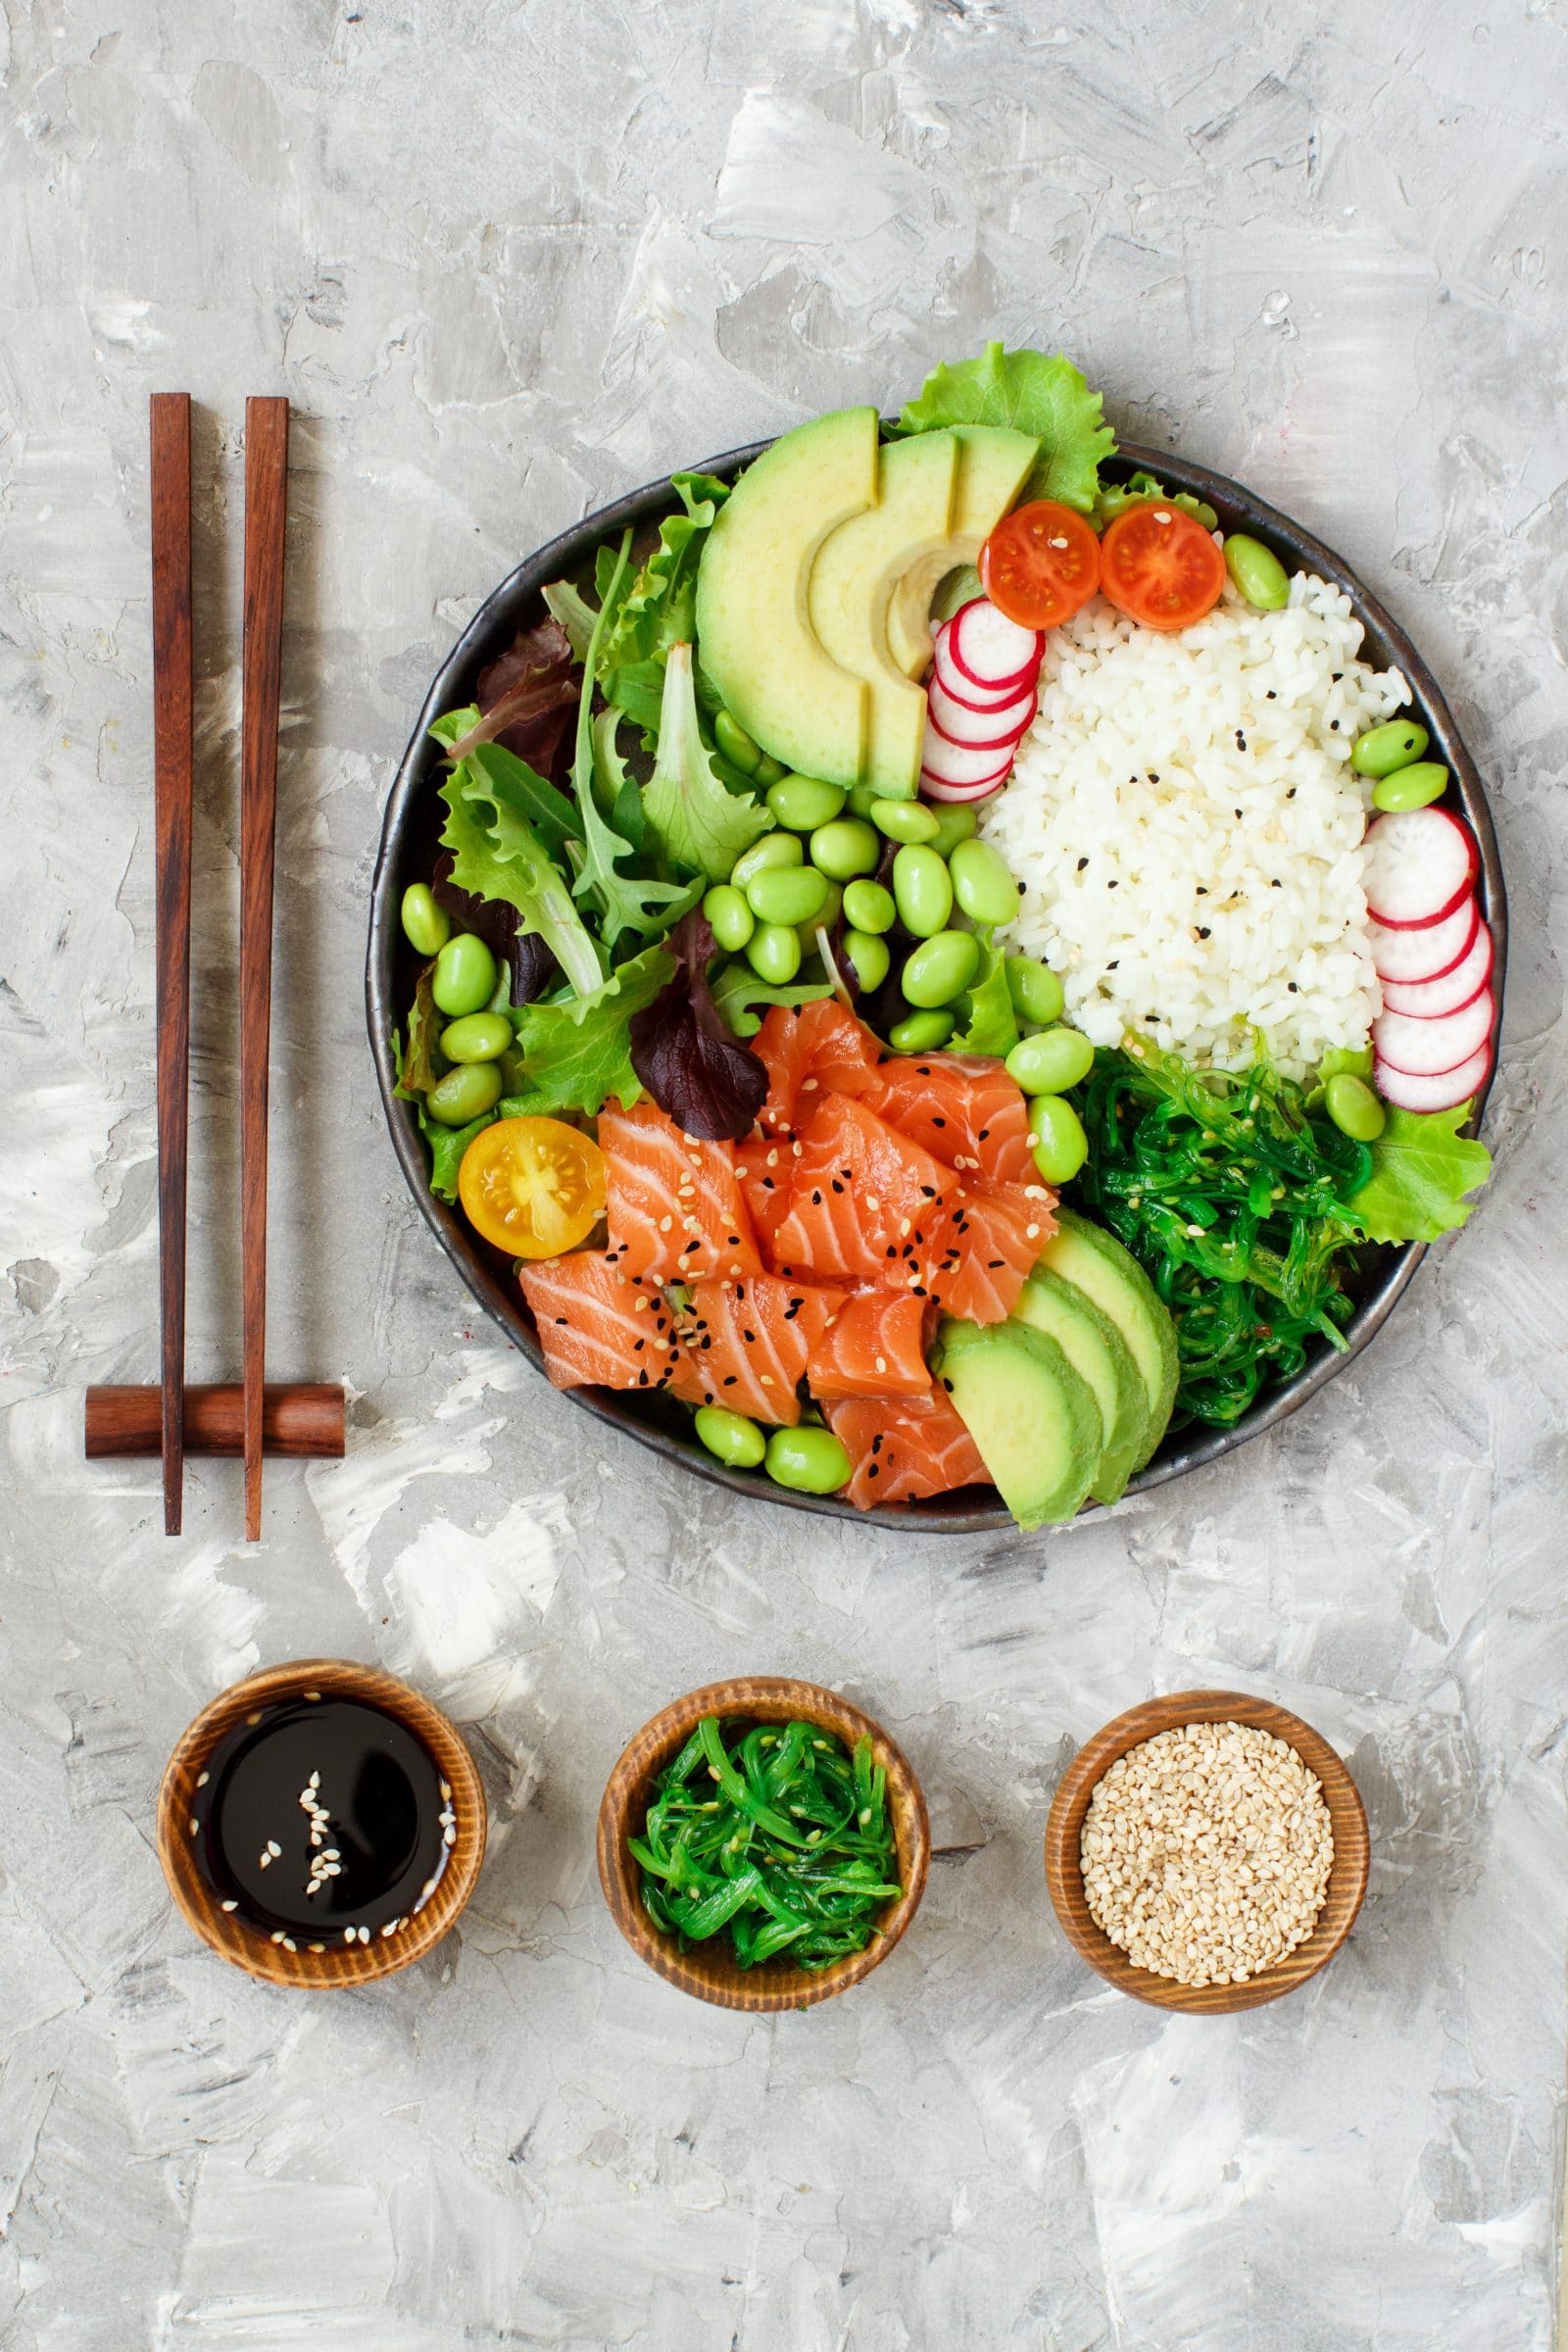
xmin=3 ymin=1 xmax=1566 ymax=2345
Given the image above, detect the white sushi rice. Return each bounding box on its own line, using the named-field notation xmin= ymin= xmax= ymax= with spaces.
xmin=983 ymin=573 xmax=1411 ymax=1077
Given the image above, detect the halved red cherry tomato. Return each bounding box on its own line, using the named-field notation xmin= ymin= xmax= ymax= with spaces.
xmin=459 ymin=1116 xmax=607 ymax=1258
xmin=1099 ymin=503 xmax=1226 ymax=633
xmin=979 ymin=499 xmax=1102 ymax=630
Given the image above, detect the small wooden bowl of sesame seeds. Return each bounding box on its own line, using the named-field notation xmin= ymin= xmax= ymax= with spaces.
xmin=157 ymin=1659 xmax=486 ymax=1988
xmin=1044 ymin=1690 xmax=1369 ymax=2014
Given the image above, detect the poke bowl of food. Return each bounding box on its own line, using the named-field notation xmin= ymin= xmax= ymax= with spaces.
xmin=368 ymin=345 xmax=1503 ymax=1532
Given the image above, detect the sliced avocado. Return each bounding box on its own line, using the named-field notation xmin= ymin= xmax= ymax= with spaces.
xmin=1035 ymin=1207 xmax=1179 ymax=1471
xmin=694 ymin=408 xmax=878 ymax=787
xmin=808 ymin=430 xmax=959 ymax=800
xmin=886 ymin=425 xmax=1041 ymax=679
xmin=1013 ymin=1266 xmax=1146 ymax=1506
xmin=932 ymin=1317 xmax=1102 ymax=1533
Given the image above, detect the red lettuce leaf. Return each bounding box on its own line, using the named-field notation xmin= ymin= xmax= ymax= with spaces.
xmin=628 ymin=910 xmax=766 ymax=1142
xmin=445 ymin=617 xmax=578 ymax=777
xmin=431 ymin=851 xmax=558 ymax=1004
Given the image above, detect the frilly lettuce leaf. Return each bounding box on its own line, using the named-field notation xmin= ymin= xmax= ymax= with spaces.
xmin=499 ymin=942 xmax=674 ymax=1121
xmin=948 ymin=933 xmax=1019 ymax=1057
xmin=438 ymin=747 xmax=605 ymax=998
xmin=641 ymin=644 xmax=773 ymax=882
xmin=895 ymin=344 xmax=1115 ymax=515
xmin=1337 ymin=1102 xmax=1493 ymax=1246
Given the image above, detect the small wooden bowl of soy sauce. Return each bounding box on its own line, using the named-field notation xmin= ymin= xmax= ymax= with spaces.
xmin=157 ymin=1659 xmax=486 ymax=1987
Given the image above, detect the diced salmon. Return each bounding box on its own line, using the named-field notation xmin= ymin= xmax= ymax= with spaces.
xmin=918 ymin=1176 xmax=1055 ymax=1325
xmin=600 ymin=1099 xmax=760 ymax=1285
xmin=756 ymin=1000 xmax=881 ymax=1136
xmin=668 ymin=1274 xmax=842 ymax=1425
xmin=734 ymin=1137 xmax=794 ymax=1261
xmin=806 ymin=1288 xmax=931 ymax=1401
xmin=822 ymin=1381 xmax=989 ymax=1509
xmin=770 ymin=1096 xmax=957 ymax=1286
xmin=866 ymin=1053 xmax=1034 ymax=1187
xmin=518 ymin=1250 xmax=676 ymax=1392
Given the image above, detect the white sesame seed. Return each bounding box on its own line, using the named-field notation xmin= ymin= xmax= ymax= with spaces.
xmin=220 ymin=1899 xmax=238 ymax=1913
xmin=195 ymin=1771 xmax=210 ymax=1788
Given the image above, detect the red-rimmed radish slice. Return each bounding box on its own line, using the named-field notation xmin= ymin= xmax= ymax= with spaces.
xmin=919 ymin=728 xmax=1015 ymax=792
xmin=1374 ymin=1043 xmax=1492 ymax=1115
xmin=1362 ymin=808 xmax=1479 ymax=930
xmin=1379 ymin=921 xmax=1493 ymax=1019
xmin=920 ymin=767 xmax=1008 ymax=806
xmin=1369 ymin=894 xmax=1478 ymax=985
xmin=926 ymin=671 xmax=1036 ymax=751
xmin=932 ymin=637 xmax=1038 ymax=712
xmin=1374 ymin=986 xmax=1494 ymax=1078
xmin=948 ymin=598 xmax=1044 ymax=691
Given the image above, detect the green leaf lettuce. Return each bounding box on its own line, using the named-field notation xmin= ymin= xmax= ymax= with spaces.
xmin=896 ymin=344 xmax=1116 ymax=514
xmin=1337 ymin=1102 xmax=1493 ymax=1246
xmin=642 ymin=644 xmax=774 ymax=882
xmin=499 ymin=942 xmax=675 ymax=1120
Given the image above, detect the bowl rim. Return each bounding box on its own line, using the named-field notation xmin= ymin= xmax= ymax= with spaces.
xmin=1043 ymin=1686 xmax=1370 ymax=2013
xmin=595 ymin=1674 xmax=930 ymax=2011
xmin=366 ymin=432 xmax=1507 ymax=1534
xmin=156 ymin=1657 xmax=488 ymax=1988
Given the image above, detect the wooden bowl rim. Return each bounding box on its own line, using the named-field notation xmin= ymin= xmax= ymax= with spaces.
xmin=596 ymin=1676 xmax=930 ymax=2012
xmin=1044 ymin=1688 xmax=1370 ymax=2014
xmin=156 ymin=1657 xmax=488 ymax=1988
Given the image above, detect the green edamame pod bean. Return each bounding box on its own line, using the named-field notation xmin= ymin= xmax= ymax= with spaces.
xmin=424 ymin=1060 xmax=504 ymax=1127
xmin=843 ymin=930 xmax=890 ymax=993
xmin=712 ymin=710 xmax=762 ymax=774
xmin=949 ymin=837 xmax=1022 ymax=927
xmin=1005 ymin=1025 xmax=1095 ymax=1096
xmin=1004 ymin=956 xmax=1065 ymax=1027
xmin=1350 ymin=719 xmax=1430 ymax=779
xmin=703 ymin=884 xmax=755 ymax=953
xmin=401 ymin=883 xmax=451 ymax=957
xmin=764 ymin=1424 xmax=852 ymax=1494
xmin=892 ymin=844 xmax=954 ymax=939
xmin=731 ymin=832 xmax=802 ymax=890
xmin=1223 ymin=533 xmax=1291 ymax=611
xmin=843 ymin=879 xmax=896 ymax=935
xmin=869 ymin=797 xmax=940 ymax=844
xmin=766 ymin=773 xmax=845 ymax=831
xmin=809 ymin=818 xmax=882 ymax=881
xmin=927 ymin=804 xmax=979 ymax=859
xmin=694 ymin=1405 xmax=767 ymax=1468
xmin=745 ymin=922 xmax=803 ymax=985
xmin=902 ymin=929 xmax=982 ymax=1009
xmin=431 ymin=932 xmax=499 ymax=1017
xmin=746 ymin=864 xmax=830 ymax=927
xmin=439 ymin=1011 xmax=513 ymax=1065
xmin=799 ymin=881 xmax=842 ymax=941
xmin=888 ymin=1008 xmax=956 ymax=1053
xmin=1371 ymin=760 xmax=1448 ymax=813
xmin=752 ymin=752 xmax=788 ymax=787
xmin=1028 ymin=1096 xmax=1089 ymax=1183
xmin=1324 ymin=1071 xmax=1387 ymax=1143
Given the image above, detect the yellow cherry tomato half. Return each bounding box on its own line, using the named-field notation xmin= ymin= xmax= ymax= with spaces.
xmin=458 ymin=1116 xmax=607 ymax=1259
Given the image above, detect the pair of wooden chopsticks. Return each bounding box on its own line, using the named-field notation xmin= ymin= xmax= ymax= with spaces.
xmin=150 ymin=394 xmax=288 ymax=1541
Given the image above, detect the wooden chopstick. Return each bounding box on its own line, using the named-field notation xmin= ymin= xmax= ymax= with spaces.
xmin=239 ymin=398 xmax=290 ymax=1543
xmin=149 ymin=394 xmax=194 ymax=1538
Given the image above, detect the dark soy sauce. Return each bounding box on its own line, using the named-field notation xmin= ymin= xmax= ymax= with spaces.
xmin=192 ymin=1695 xmax=455 ymax=1950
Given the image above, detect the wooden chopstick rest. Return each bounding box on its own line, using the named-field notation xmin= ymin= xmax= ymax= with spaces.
xmin=85 ymin=1384 xmax=345 ymax=1461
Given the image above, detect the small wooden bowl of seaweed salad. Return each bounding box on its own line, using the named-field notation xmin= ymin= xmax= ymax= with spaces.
xmin=597 ymin=1677 xmax=930 ymax=2011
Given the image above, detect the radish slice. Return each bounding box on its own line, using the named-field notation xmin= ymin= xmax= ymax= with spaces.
xmin=927 ymin=672 xmax=1036 ymax=751
xmin=932 ymin=638 xmax=1040 ymax=712
xmin=1375 ymin=1043 xmax=1491 ymax=1114
xmin=1363 ymin=808 xmax=1479 ymax=931
xmin=1370 ymin=895 xmax=1478 ymax=985
xmin=921 ymin=768 xmax=1008 ymax=806
xmin=1374 ymin=986 xmax=1495 ymax=1078
xmin=919 ymin=728 xmax=1015 ymax=791
xmin=948 ymin=598 xmax=1044 ymax=690
xmin=1379 ymin=921 xmax=1493 ymax=1019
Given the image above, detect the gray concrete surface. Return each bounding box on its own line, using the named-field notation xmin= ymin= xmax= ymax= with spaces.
xmin=3 ymin=2 xmax=1566 ymax=2345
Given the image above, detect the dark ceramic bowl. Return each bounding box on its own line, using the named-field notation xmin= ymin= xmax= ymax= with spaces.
xmin=367 ymin=438 xmax=1506 ymax=1532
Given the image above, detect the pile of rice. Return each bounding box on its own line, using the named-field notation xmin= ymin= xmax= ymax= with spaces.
xmin=983 ymin=574 xmax=1410 ymax=1077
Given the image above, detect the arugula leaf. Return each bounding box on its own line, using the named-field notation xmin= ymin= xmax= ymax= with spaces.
xmin=710 ymin=962 xmax=835 ymax=1039
xmin=948 ymin=934 xmax=1019 ymax=1057
xmin=1336 ymin=1102 xmax=1493 ymax=1246
xmin=439 ymin=757 xmax=605 ymax=998
xmin=896 ymin=344 xmax=1115 ymax=515
xmin=642 ymin=645 xmax=774 ymax=881
xmin=499 ymin=942 xmax=674 ymax=1120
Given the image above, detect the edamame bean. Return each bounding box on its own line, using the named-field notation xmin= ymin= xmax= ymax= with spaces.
xmin=703 ymin=884 xmax=755 ymax=953
xmin=764 ymin=1424 xmax=852 ymax=1495
xmin=888 ymin=1008 xmax=956 ymax=1053
xmin=869 ymin=797 xmax=940 ymax=844
xmin=1324 ymin=1071 xmax=1387 ymax=1143
xmin=1371 ymin=760 xmax=1448 ymax=813
xmin=843 ymin=879 xmax=896 ymax=935
xmin=752 ymin=752 xmax=788 ymax=787
xmin=745 ymin=922 xmax=802 ymax=985
xmin=809 ymin=818 xmax=882 ymax=881
xmin=766 ymin=773 xmax=845 ymax=831
xmin=1005 ymin=1025 xmax=1095 ymax=1095
xmin=746 ymin=864 xmax=830 ymax=928
xmin=439 ymin=1012 xmax=513 ymax=1065
xmin=950 ymin=837 xmax=1022 ymax=927
xmin=424 ymin=1060 xmax=504 ymax=1126
xmin=1223 ymin=534 xmax=1291 ymax=611
xmin=843 ymin=930 xmax=890 ymax=993
xmin=799 ymin=881 xmax=842 ymax=942
xmin=902 ymin=929 xmax=982 ymax=1009
xmin=1350 ymin=719 xmax=1430 ymax=779
xmin=431 ymin=932 xmax=499 ymax=1017
xmin=1004 ymin=956 xmax=1065 ymax=1027
xmin=1028 ymin=1096 xmax=1089 ymax=1184
xmin=400 ymin=883 xmax=451 ymax=957
xmin=694 ymin=1405 xmax=767 ymax=1468
xmin=892 ymin=845 xmax=954 ymax=938
xmin=731 ymin=832 xmax=802 ymax=890
xmin=927 ymin=804 xmax=979 ymax=859
xmin=712 ymin=710 xmax=762 ymax=774
xmin=847 ymin=781 xmax=882 ymax=819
